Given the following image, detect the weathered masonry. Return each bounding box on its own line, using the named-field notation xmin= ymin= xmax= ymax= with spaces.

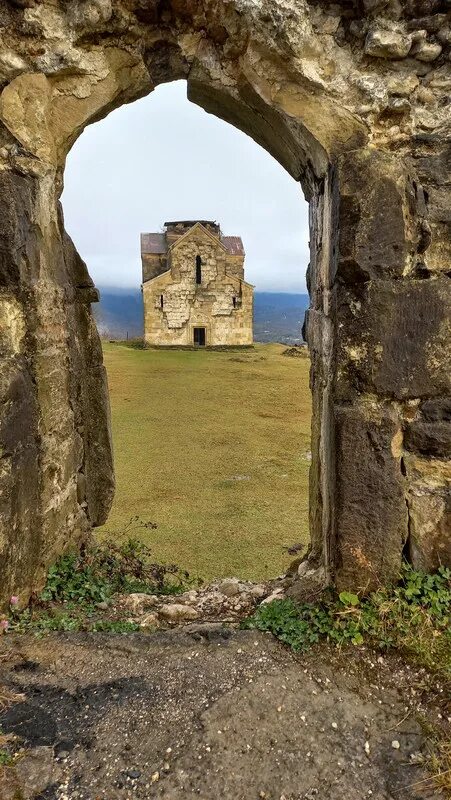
xmin=141 ymin=220 xmax=253 ymax=347
xmin=0 ymin=0 xmax=450 ymax=606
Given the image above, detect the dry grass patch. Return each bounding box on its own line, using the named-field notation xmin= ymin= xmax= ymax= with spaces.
xmin=428 ymin=739 xmax=451 ymax=796
xmin=0 ymin=687 xmax=23 ymax=712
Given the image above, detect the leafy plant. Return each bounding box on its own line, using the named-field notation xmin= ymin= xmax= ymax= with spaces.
xmin=40 ymin=553 xmax=111 ymax=605
xmin=89 ymin=620 xmax=141 ymax=633
xmin=8 ymin=527 xmax=199 ymax=634
xmin=339 ymin=591 xmax=359 ymax=607
xmin=244 ymin=564 xmax=451 ymax=675
xmin=0 ymin=725 xmax=16 ymax=770
xmin=33 ymin=612 xmax=82 ymax=633
xmin=39 ymin=527 xmax=195 ymax=608
xmin=8 ymin=610 xmax=142 ymax=636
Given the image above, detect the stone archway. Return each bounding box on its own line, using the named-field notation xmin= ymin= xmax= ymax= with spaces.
xmin=0 ymin=0 xmax=449 ymax=606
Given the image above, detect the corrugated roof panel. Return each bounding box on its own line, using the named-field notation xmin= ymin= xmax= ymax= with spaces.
xmin=222 ymin=235 xmax=245 ymax=256
xmin=141 ymin=233 xmax=167 ymax=254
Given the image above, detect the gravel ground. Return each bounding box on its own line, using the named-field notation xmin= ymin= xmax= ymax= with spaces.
xmin=0 ymin=627 xmax=447 ymax=800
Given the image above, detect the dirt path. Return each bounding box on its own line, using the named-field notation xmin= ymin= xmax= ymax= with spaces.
xmin=0 ymin=629 xmax=445 ymax=799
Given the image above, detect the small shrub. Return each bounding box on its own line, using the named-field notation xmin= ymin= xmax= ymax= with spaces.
xmin=39 ymin=527 xmax=194 ymax=608
xmin=123 ymin=338 xmax=146 ymax=350
xmin=40 ymin=553 xmax=111 ymax=605
xmin=0 ymin=725 xmax=16 ymax=770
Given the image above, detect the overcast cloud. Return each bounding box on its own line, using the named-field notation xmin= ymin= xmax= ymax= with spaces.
xmin=62 ymin=80 xmax=309 ymax=294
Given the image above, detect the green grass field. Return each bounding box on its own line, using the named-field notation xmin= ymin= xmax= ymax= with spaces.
xmin=97 ymin=342 xmax=311 ymax=582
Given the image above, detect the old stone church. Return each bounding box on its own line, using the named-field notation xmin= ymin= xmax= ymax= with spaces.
xmin=141 ymin=220 xmax=254 ymax=347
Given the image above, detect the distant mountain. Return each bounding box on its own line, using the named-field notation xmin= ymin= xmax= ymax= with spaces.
xmin=93 ymin=288 xmax=143 ymax=339
xmin=93 ymin=288 xmax=309 ymax=344
xmin=253 ymin=292 xmax=309 ymax=344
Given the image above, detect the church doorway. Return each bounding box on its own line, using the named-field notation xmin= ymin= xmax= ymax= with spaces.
xmin=193 ymin=327 xmax=206 ymax=347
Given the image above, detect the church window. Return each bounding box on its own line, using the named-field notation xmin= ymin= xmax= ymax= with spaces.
xmin=232 ymin=296 xmax=236 ymax=308
xmin=196 ymin=255 xmax=202 ymax=284
xmin=160 ymin=294 xmax=164 ymax=309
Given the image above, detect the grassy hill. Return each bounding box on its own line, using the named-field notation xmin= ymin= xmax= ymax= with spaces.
xmin=97 ymin=342 xmax=311 ymax=581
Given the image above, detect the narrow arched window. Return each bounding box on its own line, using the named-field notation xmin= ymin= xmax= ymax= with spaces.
xmin=160 ymin=294 xmax=164 ymax=309
xmin=232 ymin=296 xmax=236 ymax=308
xmin=195 ymin=255 xmax=202 ymax=284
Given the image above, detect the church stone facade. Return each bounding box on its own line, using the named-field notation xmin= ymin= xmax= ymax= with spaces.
xmin=141 ymin=221 xmax=254 ymax=347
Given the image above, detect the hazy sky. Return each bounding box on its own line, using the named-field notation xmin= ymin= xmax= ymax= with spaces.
xmin=62 ymin=80 xmax=309 ymax=294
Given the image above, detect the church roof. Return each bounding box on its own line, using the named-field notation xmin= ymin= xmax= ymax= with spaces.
xmin=221 ymin=236 xmax=245 ymax=256
xmin=141 ymin=230 xmax=244 ymax=256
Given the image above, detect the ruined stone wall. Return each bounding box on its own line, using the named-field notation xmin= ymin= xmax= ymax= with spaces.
xmin=223 ymin=256 xmax=245 ymax=281
xmin=0 ymin=0 xmax=449 ymax=604
xmin=143 ymin=228 xmax=253 ymax=346
xmin=142 ymin=253 xmax=167 ymax=283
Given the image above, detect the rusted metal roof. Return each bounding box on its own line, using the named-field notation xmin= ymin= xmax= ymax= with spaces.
xmin=222 ymin=236 xmax=245 ymax=256
xmin=141 ymin=233 xmax=167 ymax=254
xmin=141 ymin=231 xmax=245 ymax=256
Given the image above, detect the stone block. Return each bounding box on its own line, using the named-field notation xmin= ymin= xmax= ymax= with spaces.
xmin=404 ymin=455 xmax=451 ymax=571
xmin=15 ymin=746 xmax=55 ymax=800
xmin=334 ymin=403 xmax=407 ymax=591
xmin=404 ymin=420 xmax=451 ymax=459
xmin=159 ymin=603 xmax=199 ymax=622
xmin=0 ymin=171 xmax=37 ymax=287
xmin=410 ymin=144 xmax=451 ymax=187
xmin=425 ymin=187 xmax=451 ymax=224
xmin=412 ymin=40 xmax=442 ymax=61
xmin=71 ymin=299 xmax=114 ymax=529
xmin=365 ymin=27 xmax=412 ymax=59
xmin=420 ymin=397 xmax=451 ymax=421
xmin=0 ymin=172 xmax=42 ymax=606
xmin=335 ymin=277 xmax=451 ymax=401
xmin=424 ymin=221 xmax=451 ymax=273
xmin=336 ymin=150 xmax=417 ymax=282
xmin=407 ymin=490 xmax=451 ymax=571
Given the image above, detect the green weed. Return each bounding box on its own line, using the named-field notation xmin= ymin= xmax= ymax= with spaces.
xmin=244 ymin=564 xmax=451 ymax=675
xmin=0 ymin=750 xmax=13 ymax=768
xmin=8 ymin=533 xmax=196 ymax=634
xmin=89 ymin=620 xmax=141 ymax=633
xmin=8 ymin=610 xmax=142 ymax=635
xmin=39 ymin=531 xmax=194 ymax=607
